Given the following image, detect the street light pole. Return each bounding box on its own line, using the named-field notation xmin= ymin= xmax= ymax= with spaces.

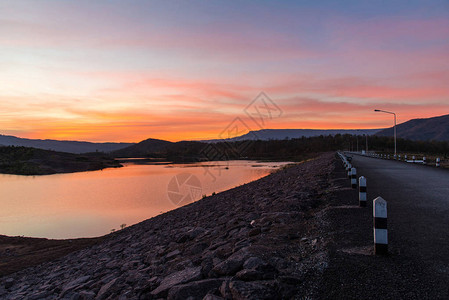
xmin=374 ymin=109 xmax=397 ymax=156
xmin=357 ymin=130 xmax=369 ymax=153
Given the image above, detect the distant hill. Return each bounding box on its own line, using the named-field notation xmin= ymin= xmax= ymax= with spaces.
xmin=203 ymin=128 xmax=383 ymax=143
xmin=375 ymin=114 xmax=449 ymax=141
xmin=0 ymin=146 xmax=121 ymax=175
xmin=112 ymin=138 xmax=174 ymax=157
xmin=0 ymin=134 xmax=134 ymax=154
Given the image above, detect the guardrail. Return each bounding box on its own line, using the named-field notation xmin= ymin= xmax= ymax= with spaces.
xmin=344 ymin=151 xmax=443 ymax=168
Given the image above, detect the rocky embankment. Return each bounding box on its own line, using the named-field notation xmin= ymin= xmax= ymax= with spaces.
xmin=0 ymin=153 xmax=335 ymax=299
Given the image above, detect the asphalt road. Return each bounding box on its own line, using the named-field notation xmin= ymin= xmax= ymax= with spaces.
xmin=318 ymin=154 xmax=449 ymax=299
xmin=350 ymin=154 xmax=449 ymax=265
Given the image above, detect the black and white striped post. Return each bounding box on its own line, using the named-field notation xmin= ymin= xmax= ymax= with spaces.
xmin=412 ymin=155 xmax=416 ymax=163
xmin=351 ymin=167 xmax=357 ymax=189
xmin=404 ymin=154 xmax=407 ymax=162
xmin=359 ymin=176 xmax=367 ymax=207
xmin=398 ymin=154 xmax=401 ymax=161
xmin=423 ymin=157 xmax=426 ymax=165
xmin=373 ymin=196 xmax=388 ymax=255
xmin=347 ymin=164 xmax=352 ymax=179
xmin=436 ymin=158 xmax=440 ymax=167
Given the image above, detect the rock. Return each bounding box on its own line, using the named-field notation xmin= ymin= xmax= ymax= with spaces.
xmin=242 ymin=257 xmax=267 ymax=270
xmin=177 ymin=227 xmax=207 ymax=243
xmin=187 ymin=227 xmax=207 ymax=239
xmin=166 ymin=249 xmax=181 ymax=260
xmin=229 ymin=280 xmax=276 ymax=300
xmin=174 ymin=259 xmax=194 ymax=271
xmin=203 ymin=294 xmax=225 ymax=300
xmin=248 ymin=227 xmax=261 ymax=237
xmin=167 ymin=279 xmax=224 ymax=300
xmin=79 ymin=290 xmax=96 ymax=300
xmin=235 ymin=269 xmax=265 ymax=281
xmin=151 ymin=266 xmax=202 ymax=297
xmin=28 ymin=291 xmax=51 ymax=300
xmin=211 ymin=258 xmax=242 ymax=277
xmin=201 ymin=257 xmax=214 ymax=277
xmin=60 ymin=275 xmax=91 ymax=297
xmin=243 ymin=257 xmax=277 ymax=276
xmin=210 ymin=248 xmax=252 ymax=276
xmin=4 ymin=278 xmax=14 ymax=289
xmin=219 ymin=280 xmax=232 ymax=299
xmin=96 ymin=278 xmax=118 ymax=300
xmin=287 ymin=233 xmax=300 ymax=240
xmin=189 ymin=242 xmax=209 ymax=255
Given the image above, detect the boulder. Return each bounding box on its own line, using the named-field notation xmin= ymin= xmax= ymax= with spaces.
xmin=166 ymin=249 xmax=181 ymax=260
xmin=60 ymin=275 xmax=91 ymax=297
xmin=4 ymin=278 xmax=14 ymax=289
xmin=96 ymin=278 xmax=118 ymax=300
xmin=210 ymin=248 xmax=252 ymax=276
xmin=151 ymin=266 xmax=202 ymax=297
xmin=167 ymin=279 xmax=224 ymax=300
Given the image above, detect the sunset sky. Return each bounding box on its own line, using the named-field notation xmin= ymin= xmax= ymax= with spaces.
xmin=1 ymin=0 xmax=448 ymax=142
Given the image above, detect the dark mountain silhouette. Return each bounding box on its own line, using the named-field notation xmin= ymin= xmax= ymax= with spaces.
xmin=376 ymin=114 xmax=449 ymax=141
xmin=0 ymin=134 xmax=133 ymax=154
xmin=203 ymin=128 xmax=383 ymax=142
xmin=112 ymin=138 xmax=174 ymax=157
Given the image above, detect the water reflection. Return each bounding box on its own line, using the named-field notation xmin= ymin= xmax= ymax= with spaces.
xmin=0 ymin=161 xmax=291 ymax=239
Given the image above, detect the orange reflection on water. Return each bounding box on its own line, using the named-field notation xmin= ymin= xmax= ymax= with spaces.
xmin=0 ymin=161 xmax=290 ymax=239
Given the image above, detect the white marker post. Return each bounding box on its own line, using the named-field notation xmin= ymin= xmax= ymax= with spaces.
xmin=347 ymin=164 xmax=352 ymax=179
xmin=351 ymin=167 xmax=357 ymax=189
xmin=404 ymin=155 xmax=407 ymax=162
xmin=359 ymin=176 xmax=367 ymax=207
xmin=398 ymin=154 xmax=401 ymax=161
xmin=373 ymin=197 xmax=388 ymax=255
xmin=412 ymin=156 xmax=416 ymax=163
xmin=436 ymin=158 xmax=440 ymax=167
xmin=423 ymin=157 xmax=426 ymax=165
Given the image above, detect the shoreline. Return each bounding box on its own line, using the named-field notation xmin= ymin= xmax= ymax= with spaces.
xmin=1 ymin=153 xmax=333 ymax=298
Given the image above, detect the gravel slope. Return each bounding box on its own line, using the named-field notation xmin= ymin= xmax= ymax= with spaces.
xmin=0 ymin=153 xmax=335 ymax=299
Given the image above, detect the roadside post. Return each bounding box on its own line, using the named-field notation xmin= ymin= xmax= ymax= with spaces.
xmin=436 ymin=158 xmax=440 ymax=167
xmin=351 ymin=167 xmax=357 ymax=189
xmin=359 ymin=176 xmax=367 ymax=207
xmin=373 ymin=197 xmax=388 ymax=255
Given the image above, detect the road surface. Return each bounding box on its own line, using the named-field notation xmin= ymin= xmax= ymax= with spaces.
xmin=318 ymin=154 xmax=449 ymax=299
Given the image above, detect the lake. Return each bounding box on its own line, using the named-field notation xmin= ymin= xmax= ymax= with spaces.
xmin=0 ymin=160 xmax=291 ymax=239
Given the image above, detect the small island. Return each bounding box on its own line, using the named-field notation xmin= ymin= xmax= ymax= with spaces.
xmin=0 ymin=146 xmax=122 ymax=175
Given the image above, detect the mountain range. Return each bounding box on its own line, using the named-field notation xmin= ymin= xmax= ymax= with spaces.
xmin=0 ymin=135 xmax=133 ymax=154
xmin=375 ymin=114 xmax=449 ymax=141
xmin=210 ymin=128 xmax=384 ymax=142
xmin=1 ymin=114 xmax=447 ymax=154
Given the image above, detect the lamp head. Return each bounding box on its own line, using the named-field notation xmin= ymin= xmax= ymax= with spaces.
xmin=374 ymin=109 xmax=380 ymax=112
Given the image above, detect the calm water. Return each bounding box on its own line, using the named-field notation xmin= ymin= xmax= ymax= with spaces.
xmin=0 ymin=160 xmax=291 ymax=239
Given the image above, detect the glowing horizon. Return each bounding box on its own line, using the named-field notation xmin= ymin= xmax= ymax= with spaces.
xmin=1 ymin=1 xmax=448 ymax=142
